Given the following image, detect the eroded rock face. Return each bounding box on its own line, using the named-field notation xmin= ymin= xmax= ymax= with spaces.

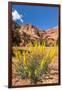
xmin=12 ymin=22 xmax=58 ymax=46
xmin=41 ymin=27 xmax=58 ymax=46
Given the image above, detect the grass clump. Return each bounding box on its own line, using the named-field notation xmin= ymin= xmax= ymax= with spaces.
xmin=12 ymin=41 xmax=57 ymax=84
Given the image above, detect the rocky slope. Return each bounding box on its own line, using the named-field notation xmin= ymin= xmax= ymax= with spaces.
xmin=12 ymin=22 xmax=58 ymax=46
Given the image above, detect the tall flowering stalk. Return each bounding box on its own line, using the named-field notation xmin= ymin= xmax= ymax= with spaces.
xmin=12 ymin=40 xmax=57 ymax=84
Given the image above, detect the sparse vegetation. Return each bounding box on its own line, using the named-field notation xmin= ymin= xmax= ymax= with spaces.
xmin=12 ymin=41 xmax=57 ymax=84
xmin=12 ymin=22 xmax=58 ymax=85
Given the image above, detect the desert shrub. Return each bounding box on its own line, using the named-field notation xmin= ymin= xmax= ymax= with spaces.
xmin=12 ymin=41 xmax=57 ymax=84
xmin=12 ymin=29 xmax=20 ymax=46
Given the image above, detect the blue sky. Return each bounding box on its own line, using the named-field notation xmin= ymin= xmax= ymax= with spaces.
xmin=12 ymin=4 xmax=59 ymax=30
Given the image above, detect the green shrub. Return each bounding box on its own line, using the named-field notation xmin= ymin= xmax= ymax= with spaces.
xmin=12 ymin=41 xmax=57 ymax=84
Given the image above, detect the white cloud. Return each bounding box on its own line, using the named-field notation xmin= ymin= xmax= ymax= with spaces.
xmin=12 ymin=10 xmax=24 ymax=23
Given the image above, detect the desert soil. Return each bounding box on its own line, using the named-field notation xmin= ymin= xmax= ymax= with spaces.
xmin=12 ymin=48 xmax=59 ymax=86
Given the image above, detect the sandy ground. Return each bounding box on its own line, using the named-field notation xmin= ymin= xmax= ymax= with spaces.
xmin=12 ymin=47 xmax=59 ymax=86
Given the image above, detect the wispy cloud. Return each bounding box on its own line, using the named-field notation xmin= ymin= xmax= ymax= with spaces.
xmin=12 ymin=10 xmax=24 ymax=23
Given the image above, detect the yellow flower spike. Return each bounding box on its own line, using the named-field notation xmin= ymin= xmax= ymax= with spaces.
xmin=41 ymin=41 xmax=45 ymax=55
xmin=40 ymin=58 xmax=46 ymax=70
xmin=15 ymin=50 xmax=19 ymax=60
xmin=47 ymin=46 xmax=57 ymax=64
xmin=15 ymin=50 xmax=21 ymax=62
xmin=23 ymin=52 xmax=27 ymax=66
xmin=51 ymin=48 xmax=56 ymax=60
xmin=50 ymin=48 xmax=55 ymax=58
xmin=38 ymin=43 xmax=41 ymax=53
